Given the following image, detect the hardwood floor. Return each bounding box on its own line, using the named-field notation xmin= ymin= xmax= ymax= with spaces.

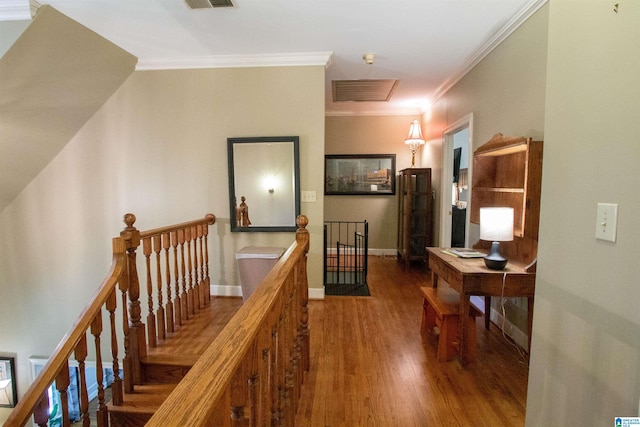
xmin=294 ymin=255 xmax=529 ymax=427
xmin=84 ymin=255 xmax=527 ymax=426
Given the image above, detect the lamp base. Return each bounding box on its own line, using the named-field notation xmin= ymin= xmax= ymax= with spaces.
xmin=484 ymin=241 xmax=508 ymax=270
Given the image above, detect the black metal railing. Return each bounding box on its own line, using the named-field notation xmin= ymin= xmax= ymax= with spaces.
xmin=323 ymin=221 xmax=368 ymax=294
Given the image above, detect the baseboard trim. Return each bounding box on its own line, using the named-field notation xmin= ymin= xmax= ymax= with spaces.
xmin=309 ymin=287 xmax=325 ymax=300
xmin=469 ymin=296 xmax=528 ymax=351
xmin=369 ymin=248 xmax=397 ymax=257
xmin=211 ymin=284 xmax=325 ymax=300
xmin=210 ymin=285 xmax=242 ymax=297
xmin=490 ymin=307 xmax=529 ymax=352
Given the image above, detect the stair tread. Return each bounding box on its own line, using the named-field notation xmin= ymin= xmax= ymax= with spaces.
xmin=108 ymin=383 xmax=177 ymax=414
xmin=143 ymin=352 xmax=199 ymax=366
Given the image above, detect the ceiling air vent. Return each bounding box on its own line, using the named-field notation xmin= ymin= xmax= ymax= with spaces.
xmin=332 ymin=79 xmax=399 ymax=102
xmin=185 ymin=0 xmax=234 ymax=9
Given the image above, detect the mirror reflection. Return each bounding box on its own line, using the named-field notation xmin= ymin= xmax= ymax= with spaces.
xmin=227 ymin=136 xmax=300 ymax=232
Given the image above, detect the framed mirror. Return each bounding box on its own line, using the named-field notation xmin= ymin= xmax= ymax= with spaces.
xmin=0 ymin=356 xmax=17 ymax=407
xmin=227 ymin=136 xmax=301 ymax=232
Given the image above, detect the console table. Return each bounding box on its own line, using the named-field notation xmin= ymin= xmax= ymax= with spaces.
xmin=426 ymin=247 xmax=536 ymax=366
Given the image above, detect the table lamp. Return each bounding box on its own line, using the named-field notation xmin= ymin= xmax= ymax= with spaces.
xmin=479 ymin=207 xmax=514 ymax=270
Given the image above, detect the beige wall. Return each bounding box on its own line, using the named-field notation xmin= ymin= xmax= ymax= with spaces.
xmin=424 ymin=5 xmax=548 ymax=248
xmin=527 ymin=1 xmax=640 ymax=424
xmin=0 ymin=65 xmax=325 ymax=417
xmin=325 ymin=115 xmax=422 ymax=251
xmin=423 ymin=5 xmax=548 ymax=345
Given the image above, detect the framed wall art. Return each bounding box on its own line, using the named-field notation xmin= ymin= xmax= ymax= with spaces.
xmin=325 ymin=154 xmax=396 ymax=195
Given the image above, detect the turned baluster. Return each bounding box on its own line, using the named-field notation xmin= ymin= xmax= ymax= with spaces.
xmin=284 ymin=288 xmax=298 ymax=422
xmin=270 ymin=325 xmax=280 ymax=426
xmin=288 ymin=275 xmax=300 ymax=407
xmin=163 ymin=232 xmax=174 ymax=333
xmin=185 ymin=226 xmax=196 ymax=316
xmin=91 ymin=310 xmax=108 ymax=427
xmin=154 ymin=234 xmax=166 ymax=341
xmin=171 ymin=230 xmax=182 ymax=327
xmin=247 ymin=340 xmax=260 ymax=427
xmin=74 ymin=334 xmax=91 ymax=427
xmin=294 ymin=276 xmax=304 ymax=399
xmin=53 ymin=361 xmax=70 ymax=427
xmin=107 ymin=288 xmax=123 ymax=406
xmin=119 ymin=268 xmax=133 ymax=393
xmin=203 ymin=217 xmax=212 ymax=305
xmin=283 ymin=295 xmax=295 ymax=425
xmin=143 ymin=237 xmax=157 ymax=347
xmin=188 ymin=225 xmax=199 ymax=314
xmin=33 ymin=391 xmax=50 ymax=427
xmin=196 ymin=224 xmax=205 ymax=309
xmin=230 ymin=357 xmax=248 ymax=426
xmin=296 ymin=216 xmax=310 ymax=373
xmin=177 ymin=228 xmax=190 ymax=321
xmin=259 ymin=345 xmax=271 ymax=426
xmin=212 ymin=393 xmax=231 ymax=427
xmin=278 ymin=304 xmax=289 ymax=426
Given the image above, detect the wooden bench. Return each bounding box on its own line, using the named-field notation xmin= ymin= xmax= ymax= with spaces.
xmin=420 ymin=287 xmax=481 ymax=362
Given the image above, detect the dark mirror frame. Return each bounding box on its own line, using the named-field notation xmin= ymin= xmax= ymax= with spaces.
xmin=0 ymin=356 xmax=17 ymax=408
xmin=227 ymin=136 xmax=301 ymax=232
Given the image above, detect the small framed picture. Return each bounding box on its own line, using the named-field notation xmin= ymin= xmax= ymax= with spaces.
xmin=0 ymin=356 xmax=17 ymax=407
xmin=325 ymin=154 xmax=396 ymax=195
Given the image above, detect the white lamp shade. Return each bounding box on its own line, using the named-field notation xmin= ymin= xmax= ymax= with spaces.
xmin=480 ymin=207 xmax=514 ymax=242
xmin=404 ymin=120 xmax=425 ymax=146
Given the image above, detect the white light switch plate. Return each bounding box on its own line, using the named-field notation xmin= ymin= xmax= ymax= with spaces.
xmin=301 ymin=190 xmax=317 ymax=203
xmin=595 ymin=203 xmax=618 ymax=242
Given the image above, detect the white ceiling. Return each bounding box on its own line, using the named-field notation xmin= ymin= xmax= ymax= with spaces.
xmin=2 ymin=0 xmax=544 ymax=116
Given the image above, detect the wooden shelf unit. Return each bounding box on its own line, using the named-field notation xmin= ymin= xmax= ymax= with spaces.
xmin=470 ymin=134 xmax=543 ymax=240
xmin=397 ymin=168 xmax=433 ymax=267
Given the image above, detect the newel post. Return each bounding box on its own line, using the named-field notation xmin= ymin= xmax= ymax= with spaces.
xmin=120 ymin=213 xmax=146 ymax=386
xmin=295 ymin=215 xmax=310 ymax=373
xmin=295 ymin=215 xmax=309 ymax=249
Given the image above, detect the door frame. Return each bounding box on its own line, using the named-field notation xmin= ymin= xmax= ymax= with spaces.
xmin=440 ymin=113 xmax=474 ymax=248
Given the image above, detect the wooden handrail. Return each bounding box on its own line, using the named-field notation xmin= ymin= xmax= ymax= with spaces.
xmin=3 ymin=213 xmax=219 ymax=427
xmin=147 ymin=215 xmax=310 ymax=426
xmin=138 ymin=213 xmax=216 ymax=239
xmin=3 ymin=237 xmax=128 ymax=427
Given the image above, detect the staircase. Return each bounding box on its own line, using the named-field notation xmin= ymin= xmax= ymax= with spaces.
xmin=107 ymin=295 xmax=242 ymax=426
xmin=4 ymin=213 xmax=310 ymax=427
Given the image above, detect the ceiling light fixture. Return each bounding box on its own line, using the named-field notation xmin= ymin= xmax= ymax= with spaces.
xmin=404 ymin=120 xmax=425 ymax=167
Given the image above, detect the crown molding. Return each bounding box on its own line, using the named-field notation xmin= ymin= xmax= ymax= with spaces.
xmin=431 ymin=0 xmax=548 ymax=104
xmin=0 ymin=0 xmax=31 ymax=21
xmin=325 ymin=109 xmax=422 ymax=117
xmin=136 ymin=51 xmax=334 ymax=71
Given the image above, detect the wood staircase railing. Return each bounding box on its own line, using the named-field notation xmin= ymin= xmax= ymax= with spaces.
xmin=3 ymin=234 xmax=128 ymax=427
xmin=147 ymin=214 xmax=310 ymax=426
xmin=4 ymin=212 xmax=308 ymax=427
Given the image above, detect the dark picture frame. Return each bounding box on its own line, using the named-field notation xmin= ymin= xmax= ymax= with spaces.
xmin=325 ymin=154 xmax=396 ymax=195
xmin=0 ymin=356 xmax=18 ymax=408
